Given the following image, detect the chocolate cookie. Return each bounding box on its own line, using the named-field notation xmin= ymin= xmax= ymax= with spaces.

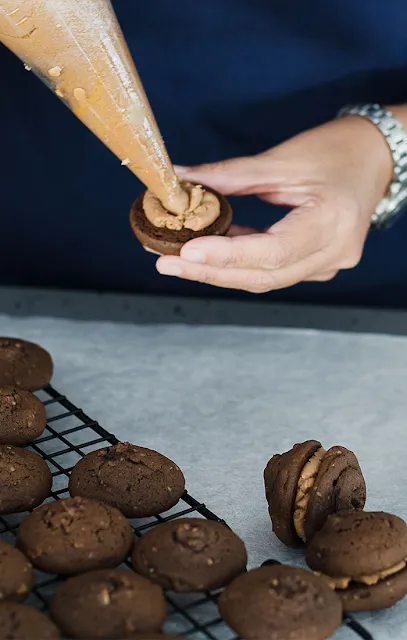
xmin=0 ymin=445 xmax=52 ymax=514
xmin=50 ymin=569 xmax=167 ymax=639
xmin=17 ymin=497 xmax=134 ymax=575
xmin=0 ymin=603 xmax=60 ymax=639
xmin=69 ymin=442 xmax=185 ymax=518
xmin=0 ymin=541 xmax=34 ymax=602
xmin=306 ymin=510 xmax=407 ymax=611
xmin=264 ymin=440 xmax=366 ymax=546
xmin=0 ymin=338 xmax=53 ymax=391
xmin=132 ymin=518 xmax=247 ymax=592
xmin=218 ymin=564 xmax=342 ymax=640
xmin=0 ymin=387 xmax=47 ymax=446
xmin=130 ymin=186 xmax=232 ymax=255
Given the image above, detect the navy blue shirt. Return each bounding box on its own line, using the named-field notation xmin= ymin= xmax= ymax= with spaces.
xmin=2 ymin=1 xmax=407 ymax=307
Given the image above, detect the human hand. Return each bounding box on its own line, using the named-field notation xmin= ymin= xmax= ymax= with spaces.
xmin=156 ymin=116 xmax=393 ymax=292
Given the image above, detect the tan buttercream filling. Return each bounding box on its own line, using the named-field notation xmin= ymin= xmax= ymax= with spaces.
xmin=143 ymin=183 xmax=221 ymax=231
xmin=0 ymin=0 xmax=189 ymax=215
xmin=317 ymin=557 xmax=407 ymax=590
xmin=293 ymin=447 xmax=327 ymax=542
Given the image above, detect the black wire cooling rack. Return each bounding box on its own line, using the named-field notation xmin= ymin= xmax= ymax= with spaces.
xmin=0 ymin=384 xmax=374 ymax=640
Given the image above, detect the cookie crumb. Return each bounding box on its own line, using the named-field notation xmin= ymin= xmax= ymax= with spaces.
xmin=48 ymin=66 xmax=62 ymax=77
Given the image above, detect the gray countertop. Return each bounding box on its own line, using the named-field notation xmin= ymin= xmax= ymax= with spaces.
xmin=1 ymin=288 xmax=407 ymax=639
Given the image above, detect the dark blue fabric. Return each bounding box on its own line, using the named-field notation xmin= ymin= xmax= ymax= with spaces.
xmin=1 ymin=1 xmax=407 ymax=307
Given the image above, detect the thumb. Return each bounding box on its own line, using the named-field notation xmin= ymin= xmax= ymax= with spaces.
xmin=174 ymin=153 xmax=276 ymax=196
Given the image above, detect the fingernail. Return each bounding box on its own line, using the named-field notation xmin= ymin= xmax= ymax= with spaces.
xmin=143 ymin=246 xmax=162 ymax=256
xmin=181 ymin=249 xmax=206 ymax=264
xmin=173 ymin=165 xmax=189 ymax=175
xmin=156 ymin=260 xmax=182 ymax=276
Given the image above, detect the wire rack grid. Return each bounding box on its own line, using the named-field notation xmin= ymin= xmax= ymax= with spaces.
xmin=0 ymin=384 xmax=374 ymax=640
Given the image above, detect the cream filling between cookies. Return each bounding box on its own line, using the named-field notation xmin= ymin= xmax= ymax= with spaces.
xmin=318 ymin=557 xmax=407 ymax=590
xmin=143 ymin=182 xmax=221 ymax=231
xmin=293 ymin=447 xmax=327 ymax=541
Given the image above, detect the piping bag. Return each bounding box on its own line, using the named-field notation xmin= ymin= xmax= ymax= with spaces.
xmin=0 ymin=0 xmax=189 ymax=215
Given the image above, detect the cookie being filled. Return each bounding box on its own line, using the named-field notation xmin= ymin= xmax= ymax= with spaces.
xmin=130 ymin=182 xmax=232 ymax=255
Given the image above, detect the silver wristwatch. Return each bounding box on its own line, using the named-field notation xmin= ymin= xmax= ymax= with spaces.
xmin=338 ymin=104 xmax=407 ymax=228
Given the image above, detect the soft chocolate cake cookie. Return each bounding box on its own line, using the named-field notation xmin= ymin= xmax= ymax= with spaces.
xmin=0 ymin=541 xmax=34 ymax=602
xmin=132 ymin=518 xmax=247 ymax=592
xmin=130 ymin=184 xmax=232 ymax=255
xmin=264 ymin=440 xmax=366 ymax=545
xmin=0 ymin=338 xmax=53 ymax=391
xmin=307 ymin=510 xmax=407 ymax=611
xmin=0 ymin=445 xmax=52 ymax=514
xmin=69 ymin=442 xmax=185 ymax=518
xmin=17 ymin=497 xmax=134 ymax=575
xmin=218 ymin=564 xmax=342 ymax=640
xmin=0 ymin=603 xmax=60 ymax=639
xmin=50 ymin=569 xmax=167 ymax=639
xmin=0 ymin=387 xmax=46 ymax=445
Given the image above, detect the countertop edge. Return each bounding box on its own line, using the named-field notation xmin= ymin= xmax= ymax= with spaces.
xmin=1 ymin=286 xmax=407 ymax=335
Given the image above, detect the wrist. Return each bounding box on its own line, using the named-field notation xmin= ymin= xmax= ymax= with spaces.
xmin=344 ymin=115 xmax=394 ymax=198
xmin=337 ymin=104 xmax=407 ymax=227
xmin=387 ymin=105 xmax=407 ymax=130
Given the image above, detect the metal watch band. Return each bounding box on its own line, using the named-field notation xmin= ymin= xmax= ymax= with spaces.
xmin=337 ymin=104 xmax=407 ymax=229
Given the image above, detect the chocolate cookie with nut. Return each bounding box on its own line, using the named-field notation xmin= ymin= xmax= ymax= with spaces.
xmin=0 ymin=338 xmax=53 ymax=391
xmin=132 ymin=518 xmax=247 ymax=592
xmin=0 ymin=445 xmax=52 ymax=514
xmin=0 ymin=387 xmax=46 ymax=446
xmin=69 ymin=442 xmax=185 ymax=518
xmin=51 ymin=569 xmax=166 ymax=639
xmin=0 ymin=541 xmax=34 ymax=603
xmin=17 ymin=497 xmax=133 ymax=575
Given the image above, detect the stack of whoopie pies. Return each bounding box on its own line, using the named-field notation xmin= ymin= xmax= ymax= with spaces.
xmin=221 ymin=439 xmax=407 ymax=640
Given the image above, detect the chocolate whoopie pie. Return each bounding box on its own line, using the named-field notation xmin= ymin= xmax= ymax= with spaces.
xmin=218 ymin=564 xmax=342 ymax=640
xmin=0 ymin=541 xmax=34 ymax=603
xmin=307 ymin=510 xmax=407 ymax=611
xmin=0 ymin=338 xmax=53 ymax=391
xmin=0 ymin=603 xmax=60 ymax=639
xmin=264 ymin=440 xmax=366 ymax=546
xmin=17 ymin=497 xmax=134 ymax=575
xmin=130 ymin=185 xmax=232 ymax=255
xmin=0 ymin=387 xmax=46 ymax=446
xmin=132 ymin=518 xmax=247 ymax=592
xmin=69 ymin=442 xmax=185 ymax=518
xmin=0 ymin=445 xmax=52 ymax=514
xmin=50 ymin=569 xmax=167 ymax=639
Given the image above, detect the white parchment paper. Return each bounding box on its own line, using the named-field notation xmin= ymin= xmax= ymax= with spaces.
xmin=1 ymin=314 xmax=406 ymax=640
